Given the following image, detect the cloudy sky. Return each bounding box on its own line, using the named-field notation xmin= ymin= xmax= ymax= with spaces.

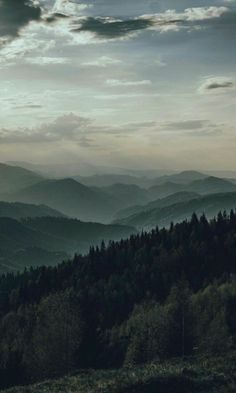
xmin=0 ymin=0 xmax=236 ymax=171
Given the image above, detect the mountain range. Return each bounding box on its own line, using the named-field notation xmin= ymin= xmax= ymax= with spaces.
xmin=115 ymin=192 xmax=236 ymax=230
xmin=0 ymin=201 xmax=63 ymax=220
xmin=0 ymin=216 xmax=135 ymax=273
xmin=1 ymin=162 xmax=236 ymax=271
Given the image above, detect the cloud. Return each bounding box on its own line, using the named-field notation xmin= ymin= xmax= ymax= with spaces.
xmin=52 ymin=0 xmax=92 ymax=16
xmin=0 ymin=113 xmax=92 ymax=144
xmin=162 ymin=120 xmax=213 ymax=130
xmin=25 ymin=56 xmax=70 ymax=65
xmin=73 ymin=17 xmax=152 ymax=38
xmin=13 ymin=104 xmax=43 ymax=110
xmin=115 ymin=119 xmax=224 ymax=137
xmin=159 ymin=119 xmax=223 ymax=136
xmin=0 ymin=113 xmax=226 ymax=148
xmin=73 ymin=6 xmax=229 ymax=40
xmin=106 ymin=79 xmax=151 ymax=87
xmin=199 ymin=77 xmax=234 ymax=92
xmin=81 ymin=56 xmax=122 ymax=67
xmin=0 ymin=0 xmax=41 ymax=44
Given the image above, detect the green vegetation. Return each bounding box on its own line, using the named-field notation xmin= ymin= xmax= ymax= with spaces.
xmin=114 ymin=191 xmax=200 ymax=220
xmin=115 ymin=192 xmax=236 ymax=230
xmin=0 ymin=212 xmax=235 ymax=390
xmin=1 ymin=353 xmax=235 ymax=393
xmin=0 ymin=202 xmax=63 ymax=220
xmin=0 ymin=216 xmax=135 ymax=272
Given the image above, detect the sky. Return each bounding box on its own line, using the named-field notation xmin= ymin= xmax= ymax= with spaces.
xmin=0 ymin=0 xmax=236 ymax=171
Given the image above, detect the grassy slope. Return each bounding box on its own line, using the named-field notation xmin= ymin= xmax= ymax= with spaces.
xmin=2 ymin=353 xmax=235 ymax=393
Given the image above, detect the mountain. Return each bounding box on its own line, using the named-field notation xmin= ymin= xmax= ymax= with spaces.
xmin=0 ymin=163 xmax=43 ymax=194
xmin=187 ymin=176 xmax=236 ymax=194
xmin=152 ymin=170 xmax=207 ymax=185
xmin=22 ymin=216 xmax=135 ymax=252
xmin=115 ymin=191 xmax=200 ymax=220
xmin=148 ymin=176 xmax=236 ymax=200
xmin=0 ymin=213 xmax=235 ymax=390
xmin=0 ymin=201 xmax=64 ymax=220
xmin=115 ymin=191 xmax=236 ymax=230
xmin=95 ymin=183 xmax=150 ymax=211
xmin=75 ymin=174 xmax=153 ymax=188
xmin=148 ymin=181 xmax=184 ymax=199
xmin=0 ymin=216 xmax=135 ymax=272
xmin=5 ymin=178 xmax=118 ymax=223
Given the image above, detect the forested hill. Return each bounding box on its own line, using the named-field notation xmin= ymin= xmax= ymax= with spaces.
xmin=0 ymin=211 xmax=235 ymax=389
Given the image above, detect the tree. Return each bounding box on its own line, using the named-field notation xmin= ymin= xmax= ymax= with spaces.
xmin=25 ymin=290 xmax=84 ymax=380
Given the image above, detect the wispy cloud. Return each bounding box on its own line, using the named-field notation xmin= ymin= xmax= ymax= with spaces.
xmin=81 ymin=56 xmax=122 ymax=67
xmin=199 ymin=77 xmax=235 ymax=92
xmin=106 ymin=79 xmax=151 ymax=87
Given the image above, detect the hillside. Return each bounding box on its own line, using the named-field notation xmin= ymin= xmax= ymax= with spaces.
xmin=75 ymin=174 xmax=152 ymax=188
xmin=95 ymin=183 xmax=150 ymax=210
xmin=22 ymin=217 xmax=135 ymax=251
xmin=148 ymin=181 xmax=184 ymax=199
xmin=5 ymin=178 xmax=117 ymax=223
xmin=0 ymin=163 xmax=43 ymax=194
xmin=0 ymin=213 xmax=235 ymax=390
xmin=115 ymin=192 xmax=200 ymax=221
xmin=187 ymin=176 xmax=236 ymax=194
xmin=148 ymin=176 xmax=236 ymax=200
xmin=2 ymin=353 xmax=235 ymax=393
xmin=115 ymin=191 xmax=236 ymax=230
xmin=152 ymin=170 xmax=207 ymax=185
xmin=0 ymin=202 xmax=63 ymax=220
xmin=0 ymin=217 xmax=135 ymax=272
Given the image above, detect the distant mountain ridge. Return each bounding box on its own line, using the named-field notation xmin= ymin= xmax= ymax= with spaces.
xmin=0 ymin=201 xmax=64 ymax=219
xmin=115 ymin=191 xmax=236 ymax=230
xmin=2 ymin=178 xmax=116 ymax=223
xmin=115 ymin=191 xmax=200 ymax=221
xmin=0 ymin=216 xmax=135 ymax=273
xmin=1 ymin=163 xmax=236 ymax=226
xmin=152 ymin=170 xmax=208 ymax=185
xmin=149 ymin=176 xmax=236 ymax=199
xmin=0 ymin=163 xmax=43 ymax=193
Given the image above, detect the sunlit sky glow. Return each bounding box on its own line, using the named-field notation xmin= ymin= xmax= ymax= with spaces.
xmin=0 ymin=0 xmax=236 ymax=170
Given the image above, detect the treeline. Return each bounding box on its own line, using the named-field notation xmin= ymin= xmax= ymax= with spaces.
xmin=0 ymin=211 xmax=236 ymax=388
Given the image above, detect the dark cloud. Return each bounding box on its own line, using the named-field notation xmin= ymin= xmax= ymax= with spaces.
xmin=199 ymin=77 xmax=234 ymax=92
xmin=72 ymin=6 xmax=229 ymax=40
xmin=207 ymin=81 xmax=234 ymax=90
xmin=0 ymin=0 xmax=41 ymax=42
xmin=45 ymin=13 xmax=69 ymax=24
xmin=73 ymin=17 xmax=153 ymax=38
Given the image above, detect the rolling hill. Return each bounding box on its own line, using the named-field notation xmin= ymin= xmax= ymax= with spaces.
xmin=0 ymin=163 xmax=43 ymax=194
xmin=187 ymin=176 xmax=236 ymax=194
xmin=0 ymin=216 xmax=135 ymax=272
xmin=152 ymin=170 xmax=208 ymax=185
xmin=95 ymin=183 xmax=150 ymax=210
xmin=148 ymin=176 xmax=236 ymax=200
xmin=0 ymin=201 xmax=63 ymax=220
xmin=148 ymin=181 xmax=185 ymax=199
xmin=115 ymin=191 xmax=236 ymax=230
xmin=75 ymin=174 xmax=153 ymax=188
xmin=115 ymin=191 xmax=200 ymax=221
xmin=4 ymin=178 xmax=117 ymax=223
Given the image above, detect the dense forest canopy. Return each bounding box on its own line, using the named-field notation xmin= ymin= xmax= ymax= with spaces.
xmin=0 ymin=211 xmax=235 ymax=389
